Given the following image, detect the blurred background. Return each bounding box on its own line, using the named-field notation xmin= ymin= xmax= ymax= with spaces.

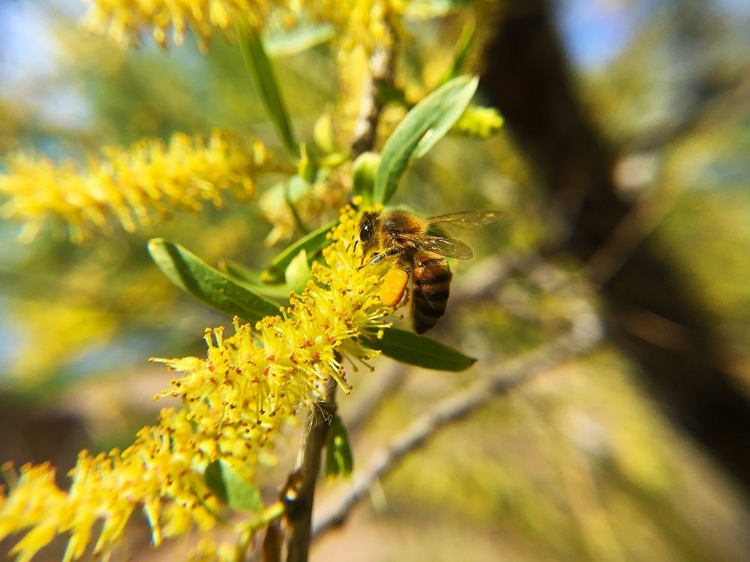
xmin=1 ymin=0 xmax=750 ymax=560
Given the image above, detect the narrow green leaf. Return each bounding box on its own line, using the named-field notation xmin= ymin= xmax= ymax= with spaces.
xmin=325 ymin=415 xmax=354 ymax=479
xmin=261 ymin=221 xmax=336 ymax=284
xmin=411 ymin=77 xmax=479 ymax=160
xmin=375 ymin=75 xmax=479 ymax=204
xmin=360 ymin=328 xmax=476 ymax=371
xmin=238 ymin=21 xmax=297 ymax=154
xmin=148 ymin=238 xmax=280 ymax=323
xmin=205 ymin=460 xmax=264 ymax=512
xmin=440 ymin=20 xmax=475 ymax=83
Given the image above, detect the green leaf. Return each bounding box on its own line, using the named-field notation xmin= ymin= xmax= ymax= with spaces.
xmin=313 ymin=110 xmax=339 ymax=155
xmin=220 ymin=259 xmax=292 ymax=301
xmin=261 ymin=221 xmax=336 ymax=284
xmin=360 ymin=328 xmax=476 ymax=371
xmin=296 ymin=143 xmax=317 ymax=186
xmin=351 ymin=152 xmax=380 ymax=206
xmin=441 ymin=21 xmax=475 ymax=83
xmin=410 ymin=77 xmax=479 ymax=160
xmin=325 ymin=415 xmax=354 ymax=479
xmin=285 ymin=249 xmax=311 ymax=294
xmin=375 ymin=75 xmax=479 ymax=204
xmin=238 ymin=21 xmax=297 ymax=154
xmin=148 ymin=238 xmax=280 ymax=323
xmin=205 ymin=460 xmax=264 ymax=512
xmin=263 ymin=18 xmax=334 ymax=57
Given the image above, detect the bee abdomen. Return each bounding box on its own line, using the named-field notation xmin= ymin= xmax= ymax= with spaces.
xmin=411 ymin=257 xmax=452 ymax=334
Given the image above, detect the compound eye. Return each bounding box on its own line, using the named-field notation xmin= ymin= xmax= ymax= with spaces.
xmin=359 ymin=222 xmax=372 ymax=243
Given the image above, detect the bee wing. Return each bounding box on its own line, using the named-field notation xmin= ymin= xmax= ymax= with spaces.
xmin=419 ymin=235 xmax=474 ymax=260
xmin=425 ymin=210 xmax=504 ymax=230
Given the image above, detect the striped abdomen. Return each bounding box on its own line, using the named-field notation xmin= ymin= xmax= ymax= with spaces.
xmin=411 ymin=253 xmax=452 ymax=334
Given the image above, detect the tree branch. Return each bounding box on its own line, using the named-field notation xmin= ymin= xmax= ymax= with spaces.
xmin=282 ymin=379 xmax=337 ymax=562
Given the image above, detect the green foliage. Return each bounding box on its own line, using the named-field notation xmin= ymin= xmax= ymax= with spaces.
xmin=352 ymin=151 xmax=380 ymax=207
xmin=361 ymin=328 xmax=476 ymax=371
xmin=260 ymin=221 xmax=336 ymax=284
xmin=148 ymin=238 xmax=280 ymax=323
xmin=238 ymin=22 xmax=298 ymax=154
xmin=325 ymin=415 xmax=354 ymax=479
xmin=284 ymin=249 xmax=311 ymax=294
xmin=204 ymin=460 xmax=264 ymax=512
xmin=220 ymin=259 xmax=294 ymax=301
xmin=440 ymin=20 xmax=475 ymax=83
xmin=375 ymin=75 xmax=479 ymax=204
xmin=262 ymin=16 xmax=334 ymax=57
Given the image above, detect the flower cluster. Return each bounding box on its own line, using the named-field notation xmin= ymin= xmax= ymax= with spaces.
xmin=454 ymin=105 xmax=504 ymax=139
xmin=0 ymin=130 xmax=273 ymax=242
xmin=302 ymin=0 xmax=406 ymax=53
xmin=0 ymin=206 xmax=392 ymax=561
xmin=82 ymin=0 xmax=407 ymax=53
xmin=82 ymin=0 xmax=279 ymax=50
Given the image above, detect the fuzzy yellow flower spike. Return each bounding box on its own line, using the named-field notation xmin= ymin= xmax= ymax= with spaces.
xmin=0 ymin=206 xmax=392 ymax=561
xmin=0 ymin=130 xmax=273 ymax=243
xmin=82 ymin=0 xmax=407 ymax=52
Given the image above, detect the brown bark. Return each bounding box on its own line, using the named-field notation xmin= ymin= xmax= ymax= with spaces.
xmin=480 ymin=0 xmax=750 ymax=492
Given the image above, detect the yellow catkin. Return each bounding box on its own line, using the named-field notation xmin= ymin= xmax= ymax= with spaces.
xmin=0 ymin=206 xmax=393 ymax=561
xmin=81 ymin=0 xmax=408 ymax=53
xmin=0 ymin=130 xmax=273 ymax=242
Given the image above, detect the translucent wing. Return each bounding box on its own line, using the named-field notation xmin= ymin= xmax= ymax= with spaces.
xmin=418 ymin=235 xmax=474 ymax=260
xmin=425 ymin=210 xmax=504 ymax=230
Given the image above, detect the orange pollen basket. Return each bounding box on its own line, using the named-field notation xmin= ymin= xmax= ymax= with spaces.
xmin=379 ymin=268 xmax=409 ymax=307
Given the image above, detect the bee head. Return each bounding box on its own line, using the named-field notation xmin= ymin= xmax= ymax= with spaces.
xmin=358 ymin=211 xmax=381 ymax=254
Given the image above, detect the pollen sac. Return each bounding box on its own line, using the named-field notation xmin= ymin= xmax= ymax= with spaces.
xmin=380 ymin=268 xmax=409 ymax=307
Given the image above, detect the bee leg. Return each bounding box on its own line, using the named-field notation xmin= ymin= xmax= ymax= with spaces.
xmin=370 ymin=247 xmax=403 ymax=265
xmin=356 ymin=252 xmax=381 ymax=271
xmin=358 ymin=248 xmax=404 ymax=270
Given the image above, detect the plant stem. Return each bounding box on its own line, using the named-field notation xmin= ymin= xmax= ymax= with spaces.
xmin=282 ymin=378 xmax=337 ymax=562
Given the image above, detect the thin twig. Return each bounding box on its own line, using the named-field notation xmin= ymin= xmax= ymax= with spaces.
xmin=282 ymin=379 xmax=337 ymax=562
xmin=311 ymin=302 xmax=604 ymax=540
xmin=279 ymin=22 xmax=396 ymax=560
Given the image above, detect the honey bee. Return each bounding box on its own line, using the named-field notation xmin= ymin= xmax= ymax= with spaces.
xmin=358 ymin=209 xmax=502 ymax=334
